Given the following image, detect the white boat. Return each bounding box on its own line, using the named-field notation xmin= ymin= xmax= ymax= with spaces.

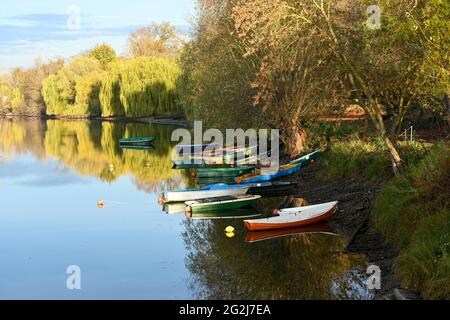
xmin=161 ymin=183 xmax=249 ymax=203
xmin=185 ymin=195 xmax=261 ymax=213
xmin=244 ymin=201 xmax=338 ymax=231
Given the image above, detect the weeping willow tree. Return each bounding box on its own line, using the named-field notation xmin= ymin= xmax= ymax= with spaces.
xmin=99 ymin=56 xmax=182 ymax=117
xmin=42 ymin=56 xmax=105 ymax=117
xmin=99 ymin=60 xmax=125 ymax=117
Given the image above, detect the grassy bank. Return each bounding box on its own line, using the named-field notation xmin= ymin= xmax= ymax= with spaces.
xmin=322 ymin=140 xmax=449 ymax=299
xmin=321 ymin=137 xmax=428 ymax=181
xmin=372 ymin=145 xmax=450 ymax=299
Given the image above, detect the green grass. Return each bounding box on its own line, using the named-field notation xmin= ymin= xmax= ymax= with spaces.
xmin=321 ymin=137 xmax=429 ymax=181
xmin=372 ymin=144 xmax=450 ymax=299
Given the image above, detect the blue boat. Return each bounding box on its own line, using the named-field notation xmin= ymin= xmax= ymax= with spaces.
xmin=234 ymin=150 xmax=321 ymax=184
xmin=235 ymin=163 xmax=302 ymax=184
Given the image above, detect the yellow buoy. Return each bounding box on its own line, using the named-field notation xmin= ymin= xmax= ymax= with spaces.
xmin=97 ymin=200 xmax=104 ymax=208
xmin=225 ymin=232 xmax=235 ymax=238
xmin=225 ymin=226 xmax=235 ymax=233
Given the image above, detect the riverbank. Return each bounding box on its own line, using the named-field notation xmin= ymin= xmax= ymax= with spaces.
xmin=284 ymin=142 xmax=449 ymax=300
xmin=283 ymin=161 xmax=399 ymax=299
xmin=0 ymin=113 xmax=191 ymax=127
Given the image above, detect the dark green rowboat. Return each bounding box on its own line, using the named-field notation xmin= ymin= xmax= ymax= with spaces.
xmin=195 ymin=166 xmax=255 ymax=178
xmin=185 ymin=195 xmax=261 ymax=213
xmin=187 ymin=208 xmax=261 ymax=220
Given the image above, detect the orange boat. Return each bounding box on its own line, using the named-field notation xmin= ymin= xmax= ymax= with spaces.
xmin=244 ymin=201 xmax=337 ymax=231
xmin=245 ymin=223 xmax=337 ymax=243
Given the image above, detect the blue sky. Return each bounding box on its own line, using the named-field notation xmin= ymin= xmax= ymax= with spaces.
xmin=0 ymin=0 xmax=195 ymax=70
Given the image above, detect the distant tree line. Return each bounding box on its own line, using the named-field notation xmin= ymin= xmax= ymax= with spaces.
xmin=0 ymin=23 xmax=182 ymax=118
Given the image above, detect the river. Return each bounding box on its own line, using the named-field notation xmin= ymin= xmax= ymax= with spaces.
xmin=0 ymin=118 xmax=373 ymax=299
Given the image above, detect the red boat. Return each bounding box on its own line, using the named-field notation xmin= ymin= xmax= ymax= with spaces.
xmin=244 ymin=201 xmax=337 ymax=231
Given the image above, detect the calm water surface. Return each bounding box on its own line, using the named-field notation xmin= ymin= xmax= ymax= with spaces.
xmin=0 ymin=119 xmax=373 ymax=299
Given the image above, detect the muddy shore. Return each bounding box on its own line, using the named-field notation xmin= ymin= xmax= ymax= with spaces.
xmin=285 ymin=161 xmax=402 ymax=299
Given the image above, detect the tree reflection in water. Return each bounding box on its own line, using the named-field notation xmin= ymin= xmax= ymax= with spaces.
xmin=183 ymin=216 xmax=373 ymax=300
xmin=1 ymin=118 xmax=373 ymax=299
xmin=0 ymin=118 xmax=189 ymax=192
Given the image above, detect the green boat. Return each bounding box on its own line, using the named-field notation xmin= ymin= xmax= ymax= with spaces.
xmin=185 ymin=195 xmax=261 ymax=213
xmin=195 ymin=166 xmax=255 ymax=178
xmin=119 ymin=136 xmax=154 ymax=146
xmin=288 ymin=150 xmax=322 ymax=166
xmin=196 ymin=176 xmax=238 ymax=185
xmin=187 ymin=208 xmax=262 ymax=220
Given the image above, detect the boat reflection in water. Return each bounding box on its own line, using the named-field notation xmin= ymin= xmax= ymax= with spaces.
xmin=245 ymin=222 xmax=337 ymax=243
xmin=163 ymin=202 xmax=187 ymax=214
xmin=119 ymin=145 xmax=155 ymax=151
xmin=185 ymin=208 xmax=261 ymax=220
xmin=196 ymin=176 xmax=237 ymax=185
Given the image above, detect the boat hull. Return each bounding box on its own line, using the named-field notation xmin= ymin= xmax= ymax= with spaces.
xmin=163 ymin=186 xmax=249 ymax=203
xmin=247 ymin=182 xmax=298 ymax=197
xmin=236 ymin=164 xmax=301 ymax=184
xmin=196 ymin=166 xmax=255 ymax=178
xmin=289 ymin=150 xmax=322 ymax=166
xmin=119 ymin=137 xmax=154 ymax=146
xmin=186 ymin=195 xmax=260 ymax=213
xmin=188 ymin=208 xmax=261 ymax=220
xmin=244 ymin=203 xmax=337 ymax=231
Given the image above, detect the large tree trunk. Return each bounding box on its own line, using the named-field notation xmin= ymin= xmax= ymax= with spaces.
xmin=285 ymin=125 xmax=308 ymax=157
xmin=383 ymin=134 xmax=403 ymax=176
xmin=368 ymin=108 xmax=403 ymax=176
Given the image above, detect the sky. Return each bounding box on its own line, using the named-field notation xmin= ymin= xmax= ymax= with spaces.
xmin=0 ymin=0 xmax=195 ymax=71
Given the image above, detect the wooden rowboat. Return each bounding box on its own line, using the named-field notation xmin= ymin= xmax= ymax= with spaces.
xmin=195 ymin=166 xmax=255 ymax=178
xmin=185 ymin=195 xmax=261 ymax=213
xmin=288 ymin=150 xmax=322 ymax=166
xmin=161 ymin=183 xmax=249 ymax=203
xmin=244 ymin=201 xmax=338 ymax=231
xmin=196 ymin=176 xmax=238 ymax=185
xmin=235 ymin=163 xmax=301 ymax=184
xmin=186 ymin=208 xmax=261 ymax=220
xmin=246 ymin=181 xmax=298 ymax=197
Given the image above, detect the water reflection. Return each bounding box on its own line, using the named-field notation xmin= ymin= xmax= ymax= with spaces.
xmin=183 ymin=218 xmax=373 ymax=300
xmin=0 ymin=118 xmax=373 ymax=300
xmin=180 ymin=184 xmax=373 ymax=300
xmin=0 ymin=118 xmax=188 ymax=192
